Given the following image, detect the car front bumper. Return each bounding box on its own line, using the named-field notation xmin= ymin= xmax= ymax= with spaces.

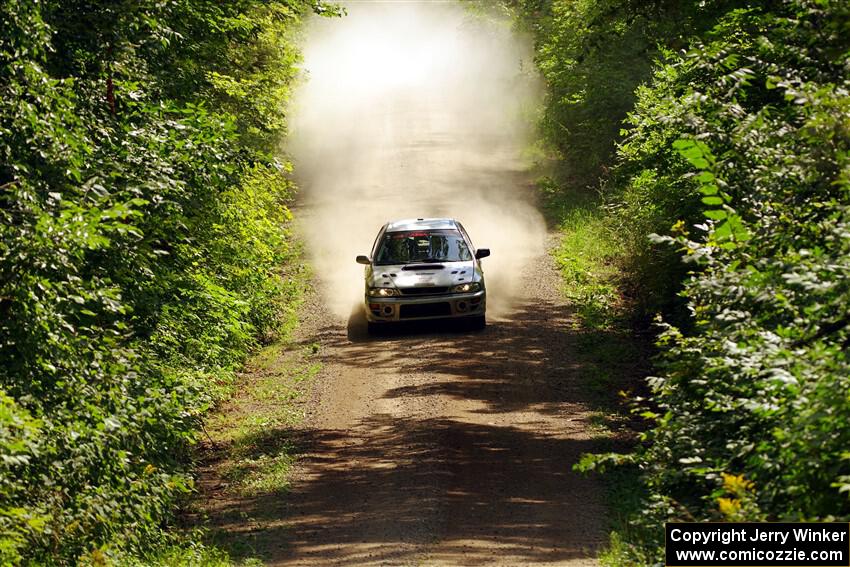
xmin=364 ymin=290 xmax=486 ymax=323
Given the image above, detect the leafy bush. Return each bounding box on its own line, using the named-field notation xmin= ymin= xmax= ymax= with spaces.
xmin=510 ymin=0 xmax=735 ymax=190
xmin=582 ymin=1 xmax=850 ymax=563
xmin=0 ymin=0 xmax=333 ymax=562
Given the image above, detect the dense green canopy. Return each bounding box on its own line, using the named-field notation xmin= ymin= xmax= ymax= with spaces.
xmin=0 ymin=0 xmax=337 ymax=563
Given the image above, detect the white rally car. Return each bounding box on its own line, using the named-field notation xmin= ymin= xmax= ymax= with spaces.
xmin=356 ymin=218 xmax=489 ymax=332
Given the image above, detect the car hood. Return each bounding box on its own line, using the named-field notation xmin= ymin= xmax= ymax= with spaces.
xmin=368 ymin=261 xmax=479 ymax=290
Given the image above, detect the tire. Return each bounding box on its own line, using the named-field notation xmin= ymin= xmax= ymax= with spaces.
xmin=469 ymin=315 xmax=486 ymax=331
xmin=367 ymin=322 xmax=380 ymax=335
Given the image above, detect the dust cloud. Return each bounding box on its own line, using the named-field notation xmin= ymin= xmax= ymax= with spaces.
xmin=288 ymin=1 xmax=546 ymax=319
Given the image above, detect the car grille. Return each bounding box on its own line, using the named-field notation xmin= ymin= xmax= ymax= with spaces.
xmin=399 ymin=302 xmax=451 ymax=319
xmin=399 ymin=286 xmax=449 ymax=296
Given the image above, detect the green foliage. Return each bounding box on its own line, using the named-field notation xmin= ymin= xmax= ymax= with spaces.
xmin=0 ymin=0 xmax=334 ymax=562
xmin=209 ymin=352 xmax=319 ymax=498
xmin=548 ymin=183 xmax=624 ymax=329
xmin=0 ymin=392 xmax=44 ymax=566
xmin=510 ymin=0 xmax=757 ymax=321
xmin=510 ymin=0 xmax=735 ymax=189
xmin=111 ymin=534 xmax=263 ymax=567
xmin=585 ymin=1 xmax=850 ymax=563
xmin=518 ymin=0 xmax=850 ymax=564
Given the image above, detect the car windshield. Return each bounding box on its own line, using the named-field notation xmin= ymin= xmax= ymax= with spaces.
xmin=375 ymin=229 xmax=472 ymax=265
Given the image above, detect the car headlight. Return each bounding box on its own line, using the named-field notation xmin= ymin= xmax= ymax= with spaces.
xmin=451 ymin=282 xmax=481 ymax=293
xmin=367 ymin=287 xmax=399 ymax=297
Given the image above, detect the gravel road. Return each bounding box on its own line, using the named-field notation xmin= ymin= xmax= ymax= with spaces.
xmin=201 ymin=242 xmax=608 ymax=566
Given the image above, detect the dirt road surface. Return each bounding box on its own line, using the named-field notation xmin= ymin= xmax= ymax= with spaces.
xmin=198 ymin=244 xmax=608 ymax=566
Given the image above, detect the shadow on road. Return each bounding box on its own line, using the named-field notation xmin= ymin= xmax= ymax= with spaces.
xmin=338 ymin=298 xmax=604 ymax=415
xmin=207 ymin=415 xmax=604 ymax=565
xmin=197 ymin=295 xmax=638 ymax=565
xmin=346 ymin=303 xmax=487 ymax=344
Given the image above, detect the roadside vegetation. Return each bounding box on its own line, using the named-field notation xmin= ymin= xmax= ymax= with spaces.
xmin=0 ymin=0 xmax=338 ymax=563
xmin=207 ymin=343 xmax=319 ymax=499
xmin=186 ymin=330 xmax=319 ymax=564
xmin=511 ymin=0 xmax=850 ymax=564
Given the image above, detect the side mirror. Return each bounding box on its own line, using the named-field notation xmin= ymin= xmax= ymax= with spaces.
xmin=474 ymin=248 xmax=490 ymax=260
xmin=356 ymin=255 xmax=371 ymax=265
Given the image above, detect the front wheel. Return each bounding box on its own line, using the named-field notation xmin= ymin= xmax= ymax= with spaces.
xmin=367 ymin=321 xmax=381 ymax=335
